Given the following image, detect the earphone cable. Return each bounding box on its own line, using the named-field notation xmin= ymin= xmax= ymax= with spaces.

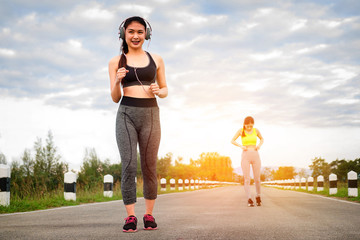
xmin=134 ymin=67 xmax=154 ymax=98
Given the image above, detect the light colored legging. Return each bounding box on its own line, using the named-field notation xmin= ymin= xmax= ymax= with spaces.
xmin=241 ymin=150 xmax=261 ymax=199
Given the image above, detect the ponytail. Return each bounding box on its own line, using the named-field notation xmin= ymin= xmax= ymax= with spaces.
xmin=118 ymin=41 xmax=128 ymax=69
xmin=241 ymin=126 xmax=246 ymax=137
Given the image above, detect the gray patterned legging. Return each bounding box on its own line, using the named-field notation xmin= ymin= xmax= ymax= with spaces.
xmin=116 ymin=101 xmax=161 ymax=205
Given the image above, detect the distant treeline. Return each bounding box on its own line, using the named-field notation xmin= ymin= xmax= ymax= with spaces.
xmin=2 ymin=131 xmax=357 ymax=200
xmin=261 ymin=157 xmax=360 ymax=181
xmin=309 ymin=157 xmax=360 ymax=181
xmin=0 ymin=131 xmax=234 ymax=200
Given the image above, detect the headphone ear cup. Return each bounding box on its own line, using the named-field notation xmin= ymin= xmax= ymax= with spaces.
xmin=119 ymin=27 xmax=125 ymax=40
xmin=145 ymin=27 xmax=151 ymax=40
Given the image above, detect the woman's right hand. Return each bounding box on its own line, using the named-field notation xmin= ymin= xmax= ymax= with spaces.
xmin=116 ymin=67 xmax=129 ymax=83
xmin=241 ymin=146 xmax=248 ymax=151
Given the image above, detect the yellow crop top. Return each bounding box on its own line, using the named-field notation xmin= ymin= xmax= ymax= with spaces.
xmin=241 ymin=128 xmax=257 ymax=146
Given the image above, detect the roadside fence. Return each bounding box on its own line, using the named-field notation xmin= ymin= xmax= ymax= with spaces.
xmin=262 ymin=170 xmax=359 ymax=197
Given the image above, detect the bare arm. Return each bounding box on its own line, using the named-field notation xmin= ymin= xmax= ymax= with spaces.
xmin=150 ymin=53 xmax=168 ymax=98
xmin=231 ymin=129 xmax=247 ymax=150
xmin=256 ymin=128 xmax=264 ymax=150
xmin=109 ymin=56 xmax=128 ymax=103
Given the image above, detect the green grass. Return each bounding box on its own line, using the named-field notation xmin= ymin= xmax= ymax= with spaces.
xmin=0 ymin=182 xmax=224 ymax=214
xmin=267 ymin=183 xmax=360 ymax=203
xmin=0 ymin=186 xmax=123 ymax=214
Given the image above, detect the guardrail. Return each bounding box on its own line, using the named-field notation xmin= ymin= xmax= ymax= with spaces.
xmin=159 ymin=178 xmax=238 ymax=191
xmin=262 ymin=170 xmax=359 ymax=197
xmin=0 ymin=165 xmax=241 ymax=206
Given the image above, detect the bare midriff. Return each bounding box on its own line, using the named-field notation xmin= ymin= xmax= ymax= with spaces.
xmin=245 ymin=145 xmax=257 ymax=150
xmin=123 ymin=85 xmax=155 ymax=98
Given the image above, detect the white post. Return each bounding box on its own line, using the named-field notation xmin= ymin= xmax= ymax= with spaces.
xmin=178 ymin=179 xmax=183 ymax=191
xmin=288 ymin=179 xmax=292 ymax=189
xmin=0 ymin=164 xmax=10 ymax=206
xmin=185 ymin=179 xmax=189 ymax=190
xmin=348 ymin=171 xmax=358 ymax=197
xmin=104 ymin=174 xmax=113 ymax=198
xmin=301 ymin=177 xmax=306 ymax=190
xmin=308 ymin=177 xmax=314 ymax=191
xmin=317 ymin=175 xmax=324 ymax=192
xmin=160 ymin=178 xmax=166 ymax=191
xmin=295 ymin=177 xmax=300 ymax=190
xmin=170 ymin=178 xmax=175 ymax=191
xmin=195 ymin=179 xmax=199 ymax=189
xmin=286 ymin=179 xmax=291 ymax=189
xmin=64 ymin=172 xmax=76 ymax=201
xmin=206 ymin=180 xmax=210 ymax=187
xmin=190 ymin=179 xmax=195 ymax=190
xmin=291 ymin=179 xmax=295 ymax=189
xmin=329 ymin=173 xmax=337 ymax=195
xmin=199 ymin=179 xmax=204 ymax=188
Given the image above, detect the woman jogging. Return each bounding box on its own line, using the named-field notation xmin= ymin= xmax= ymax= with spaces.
xmin=231 ymin=116 xmax=264 ymax=207
xmin=109 ymin=16 xmax=168 ymax=232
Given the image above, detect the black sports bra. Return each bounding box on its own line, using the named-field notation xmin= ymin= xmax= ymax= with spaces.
xmin=122 ymin=52 xmax=157 ymax=88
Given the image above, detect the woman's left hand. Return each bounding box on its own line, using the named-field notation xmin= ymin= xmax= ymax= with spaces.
xmin=256 ymin=146 xmax=261 ymax=151
xmin=150 ymin=83 xmax=160 ymax=96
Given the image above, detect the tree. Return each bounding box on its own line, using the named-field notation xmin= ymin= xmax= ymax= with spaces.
xmin=271 ymin=166 xmax=296 ymax=180
xmin=157 ymin=152 xmax=172 ymax=178
xmin=194 ymin=152 xmax=234 ymax=181
xmin=31 ymin=131 xmax=66 ymax=193
xmin=78 ymin=148 xmax=104 ymax=190
xmin=105 ymin=160 xmax=122 ymax=184
xmin=330 ymin=159 xmax=359 ymax=182
xmin=9 ymin=131 xmax=67 ymax=199
xmin=261 ymin=167 xmax=272 ymax=181
xmin=309 ymin=157 xmax=330 ymax=181
xmin=169 ymin=156 xmax=197 ymax=180
xmin=297 ymin=168 xmax=309 ymax=178
xmin=353 ymin=158 xmax=360 ymax=175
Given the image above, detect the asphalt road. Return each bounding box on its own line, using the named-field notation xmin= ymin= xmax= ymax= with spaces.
xmin=1 ymin=186 xmax=360 ymax=240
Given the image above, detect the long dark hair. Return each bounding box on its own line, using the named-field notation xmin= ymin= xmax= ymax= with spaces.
xmin=118 ymin=16 xmax=147 ymax=69
xmin=242 ymin=116 xmax=255 ymax=137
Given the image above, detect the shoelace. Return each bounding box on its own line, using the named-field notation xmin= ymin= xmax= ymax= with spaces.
xmin=144 ymin=214 xmax=155 ymax=222
xmin=125 ymin=216 xmax=136 ymax=224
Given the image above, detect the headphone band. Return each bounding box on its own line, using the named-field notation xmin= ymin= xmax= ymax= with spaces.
xmin=118 ymin=17 xmax=152 ymax=40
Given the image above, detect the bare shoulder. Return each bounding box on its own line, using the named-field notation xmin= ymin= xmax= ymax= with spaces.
xmin=256 ymin=128 xmax=262 ymax=135
xmin=109 ymin=55 xmax=120 ymax=66
xmin=149 ymin=52 xmax=164 ymax=67
xmin=236 ymin=128 xmax=243 ymax=135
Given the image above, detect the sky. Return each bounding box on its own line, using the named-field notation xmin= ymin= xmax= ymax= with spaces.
xmin=0 ymin=0 xmax=359 ymax=172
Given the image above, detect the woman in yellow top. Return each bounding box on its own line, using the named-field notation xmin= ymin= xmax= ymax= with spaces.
xmin=231 ymin=116 xmax=264 ymax=207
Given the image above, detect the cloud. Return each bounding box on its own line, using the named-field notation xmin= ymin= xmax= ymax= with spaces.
xmin=0 ymin=0 xmax=359 ymax=129
xmin=0 ymin=48 xmax=16 ymax=57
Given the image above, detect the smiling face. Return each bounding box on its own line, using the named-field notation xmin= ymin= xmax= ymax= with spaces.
xmin=125 ymin=21 xmax=146 ymax=49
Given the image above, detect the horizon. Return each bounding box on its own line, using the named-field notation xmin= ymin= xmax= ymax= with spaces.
xmin=1 ymin=0 xmax=359 ymax=171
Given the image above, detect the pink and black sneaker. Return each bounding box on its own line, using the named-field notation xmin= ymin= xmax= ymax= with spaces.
xmin=123 ymin=215 xmax=137 ymax=232
xmin=143 ymin=214 xmax=158 ymax=230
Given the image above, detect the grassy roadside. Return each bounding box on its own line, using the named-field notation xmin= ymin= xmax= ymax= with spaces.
xmin=0 ymin=183 xmax=224 ymax=214
xmin=0 ymin=184 xmax=123 ymax=214
xmin=266 ymin=183 xmax=360 ymax=203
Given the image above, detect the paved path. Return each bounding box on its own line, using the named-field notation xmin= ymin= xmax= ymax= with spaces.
xmin=1 ymin=186 xmax=360 ymax=239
